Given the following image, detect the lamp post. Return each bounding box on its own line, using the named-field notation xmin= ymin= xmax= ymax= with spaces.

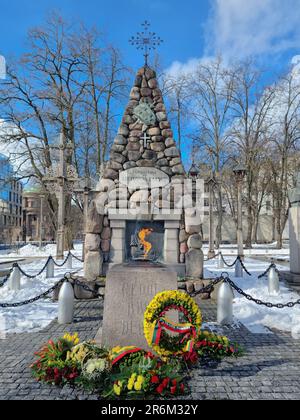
xmin=38 ymin=194 xmax=45 ymax=250
xmin=233 ymin=164 xmax=247 ymax=260
xmin=43 ymin=132 xmax=77 ymax=260
xmin=207 ymin=175 xmax=217 ymax=259
xmin=82 ymin=178 xmax=92 ymax=261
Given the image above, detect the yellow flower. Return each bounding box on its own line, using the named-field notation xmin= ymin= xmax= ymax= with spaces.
xmin=134 ymin=376 xmax=144 ymax=391
xmin=63 ymin=332 xmax=80 ymax=345
xmin=127 ymin=373 xmax=137 ymax=391
xmin=113 ymin=381 xmax=123 ymax=396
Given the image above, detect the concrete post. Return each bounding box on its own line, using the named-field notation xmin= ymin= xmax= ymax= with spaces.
xmin=268 ymin=266 xmax=280 ymax=295
xmin=65 ymin=253 xmax=72 ymax=270
xmin=58 ymin=280 xmax=74 ymax=324
xmin=9 ymin=265 xmax=21 ymax=291
xmin=218 ymin=252 xmax=224 ymax=269
xmin=46 ymin=258 xmax=55 ymax=278
xmin=235 ymin=258 xmax=243 ymax=278
xmin=217 ymin=282 xmax=234 ymax=325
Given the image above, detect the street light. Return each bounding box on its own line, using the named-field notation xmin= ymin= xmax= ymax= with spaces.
xmin=43 ymin=132 xmax=77 ymax=260
xmin=207 ymin=174 xmax=217 ymax=258
xmin=233 ymin=164 xmax=247 ymax=259
xmin=188 ymin=163 xmax=200 ymax=181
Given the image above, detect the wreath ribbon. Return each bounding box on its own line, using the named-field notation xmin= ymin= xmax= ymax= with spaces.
xmin=152 ymin=317 xmax=197 ymax=353
xmin=111 ymin=347 xmax=142 ymax=366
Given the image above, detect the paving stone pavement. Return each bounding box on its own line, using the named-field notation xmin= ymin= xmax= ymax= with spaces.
xmin=0 ymin=298 xmax=300 ymax=400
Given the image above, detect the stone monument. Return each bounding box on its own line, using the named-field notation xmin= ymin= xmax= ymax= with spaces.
xmin=287 ymin=172 xmax=300 ymax=285
xmin=85 ymin=21 xmax=204 ymax=348
xmin=83 ymin=63 xmax=204 ymax=281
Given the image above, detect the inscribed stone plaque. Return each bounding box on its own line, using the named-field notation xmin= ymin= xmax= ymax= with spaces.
xmin=120 ymin=167 xmax=170 ymax=190
xmin=96 ymin=264 xmax=178 ymax=350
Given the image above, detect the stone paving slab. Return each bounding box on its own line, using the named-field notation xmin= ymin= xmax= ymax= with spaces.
xmin=0 ymin=298 xmax=299 ymax=400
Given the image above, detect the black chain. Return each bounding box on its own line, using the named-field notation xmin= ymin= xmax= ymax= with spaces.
xmin=258 ymin=263 xmax=277 ymax=279
xmin=14 ymin=257 xmax=53 ymax=279
xmin=73 ymin=278 xmax=104 ymax=299
xmin=238 ymin=258 xmax=252 ymax=276
xmin=70 ymin=253 xmax=84 ymax=263
xmin=224 ymin=276 xmax=300 ymax=309
xmin=188 ymin=277 xmax=224 ymax=298
xmin=0 ymin=269 xmax=12 ymax=288
xmin=52 ymin=252 xmax=71 ymax=267
xmin=221 ymin=254 xmax=239 ymax=268
xmin=0 ymin=278 xmax=65 ymax=308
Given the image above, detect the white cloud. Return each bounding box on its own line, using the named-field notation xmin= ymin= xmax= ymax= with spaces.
xmin=207 ymin=0 xmax=300 ymax=60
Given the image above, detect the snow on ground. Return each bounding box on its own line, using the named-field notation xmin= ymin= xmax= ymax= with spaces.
xmin=205 ymin=257 xmax=300 ymax=336
xmin=5 ymin=242 xmax=83 ymax=259
xmin=202 ymin=244 xmax=290 ymax=260
xmin=0 ymin=252 xmax=83 ymax=335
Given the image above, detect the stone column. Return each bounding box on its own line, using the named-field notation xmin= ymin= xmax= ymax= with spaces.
xmin=288 ymin=173 xmax=300 ymax=280
xmin=164 ymin=220 xmax=179 ymax=264
xmin=289 ymin=203 xmax=300 ymax=275
xmin=110 ymin=220 xmax=126 ymax=264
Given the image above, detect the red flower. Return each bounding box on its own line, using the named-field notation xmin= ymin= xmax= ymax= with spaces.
xmin=151 ymin=376 xmax=160 ymax=384
xmin=180 ymin=383 xmax=185 ymax=393
xmin=172 ymin=379 xmax=177 ymax=387
xmin=162 ymin=377 xmax=170 ymax=387
xmin=171 ymin=386 xmax=177 ymax=395
xmin=218 ymin=344 xmax=223 ymax=350
xmin=156 ymin=384 xmax=164 ymax=395
xmin=230 ymin=347 xmax=235 ymax=353
xmin=146 ymin=352 xmax=155 ymax=359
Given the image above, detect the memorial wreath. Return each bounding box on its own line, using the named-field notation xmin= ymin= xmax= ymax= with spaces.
xmin=144 ymin=290 xmax=202 ymax=358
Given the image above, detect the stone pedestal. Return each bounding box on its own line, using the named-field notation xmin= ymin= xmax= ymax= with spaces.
xmin=289 ymin=205 xmax=300 ymax=276
xmin=95 ymin=263 xmax=178 ymax=350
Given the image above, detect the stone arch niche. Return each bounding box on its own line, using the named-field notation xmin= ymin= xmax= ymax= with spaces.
xmin=84 ymin=66 xmax=204 ymax=280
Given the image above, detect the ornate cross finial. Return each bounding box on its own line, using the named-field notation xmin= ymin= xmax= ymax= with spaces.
xmin=129 ymin=21 xmax=163 ymax=66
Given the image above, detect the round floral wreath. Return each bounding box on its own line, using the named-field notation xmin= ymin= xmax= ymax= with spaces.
xmin=144 ymin=290 xmax=202 ymax=358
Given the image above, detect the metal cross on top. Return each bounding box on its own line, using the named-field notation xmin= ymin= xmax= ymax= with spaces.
xmin=129 ymin=21 xmax=163 ymax=66
xmin=140 ymin=132 xmax=151 ymax=149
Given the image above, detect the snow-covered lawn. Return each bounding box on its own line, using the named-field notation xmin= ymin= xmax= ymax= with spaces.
xmin=205 ymin=257 xmax=300 ymax=337
xmin=0 ymin=248 xmax=83 ymax=335
xmin=202 ymin=243 xmax=290 ymax=260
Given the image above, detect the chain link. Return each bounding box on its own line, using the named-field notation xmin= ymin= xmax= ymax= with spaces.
xmin=224 ymin=276 xmax=300 ymax=309
xmin=0 ymin=278 xmax=65 ymax=308
xmin=73 ymin=278 xmax=104 ymax=299
xmin=0 ymin=270 xmax=12 ymax=288
xmin=204 ymin=252 xmax=220 ymax=262
xmin=70 ymin=253 xmax=84 ymax=263
xmin=188 ymin=277 xmax=224 ymax=298
xmin=221 ymin=254 xmax=239 ymax=268
xmin=14 ymin=257 xmax=53 ymax=279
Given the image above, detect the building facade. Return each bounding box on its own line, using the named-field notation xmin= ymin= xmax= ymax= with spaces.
xmin=22 ymin=188 xmax=55 ymax=242
xmin=0 ymin=153 xmax=23 ymax=243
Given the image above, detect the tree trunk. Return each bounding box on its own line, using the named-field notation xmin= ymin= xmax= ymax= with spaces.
xmin=215 ymin=189 xmax=223 ymax=248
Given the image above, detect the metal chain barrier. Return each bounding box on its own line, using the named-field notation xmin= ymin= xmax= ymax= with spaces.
xmin=224 ymin=275 xmax=300 ymax=309
xmin=14 ymin=256 xmax=53 ymax=279
xmin=0 ymin=269 xmax=13 ymax=288
xmin=0 ymin=278 xmax=65 ymax=308
xmin=73 ymin=278 xmax=104 ymax=299
xmin=70 ymin=253 xmax=84 ymax=263
xmin=188 ymin=277 xmax=224 ymax=298
xmin=52 ymin=252 xmax=71 ymax=268
xmin=238 ymin=257 xmax=252 ymax=276
xmin=258 ymin=263 xmax=276 ymax=279
xmin=221 ymin=254 xmax=239 ymax=268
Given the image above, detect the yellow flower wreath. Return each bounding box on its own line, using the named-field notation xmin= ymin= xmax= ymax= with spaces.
xmin=144 ymin=290 xmax=202 ymax=358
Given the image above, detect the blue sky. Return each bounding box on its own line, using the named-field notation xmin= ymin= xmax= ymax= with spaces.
xmin=1 ymin=0 xmax=299 ymax=76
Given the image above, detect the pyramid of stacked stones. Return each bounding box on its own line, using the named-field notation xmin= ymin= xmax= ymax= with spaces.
xmin=84 ymin=65 xmax=204 ymax=280
xmin=103 ymin=66 xmax=185 ymax=178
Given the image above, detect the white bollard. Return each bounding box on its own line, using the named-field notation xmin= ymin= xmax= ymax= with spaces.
xmin=235 ymin=258 xmax=243 ymax=278
xmin=217 ymin=282 xmax=234 ymax=325
xmin=58 ymin=280 xmax=74 ymax=324
xmin=9 ymin=265 xmax=21 ymax=291
xmin=46 ymin=258 xmax=55 ymax=278
xmin=65 ymin=254 xmax=73 ymax=270
xmin=268 ymin=266 xmax=280 ymax=295
xmin=218 ymin=252 xmax=225 ymax=269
